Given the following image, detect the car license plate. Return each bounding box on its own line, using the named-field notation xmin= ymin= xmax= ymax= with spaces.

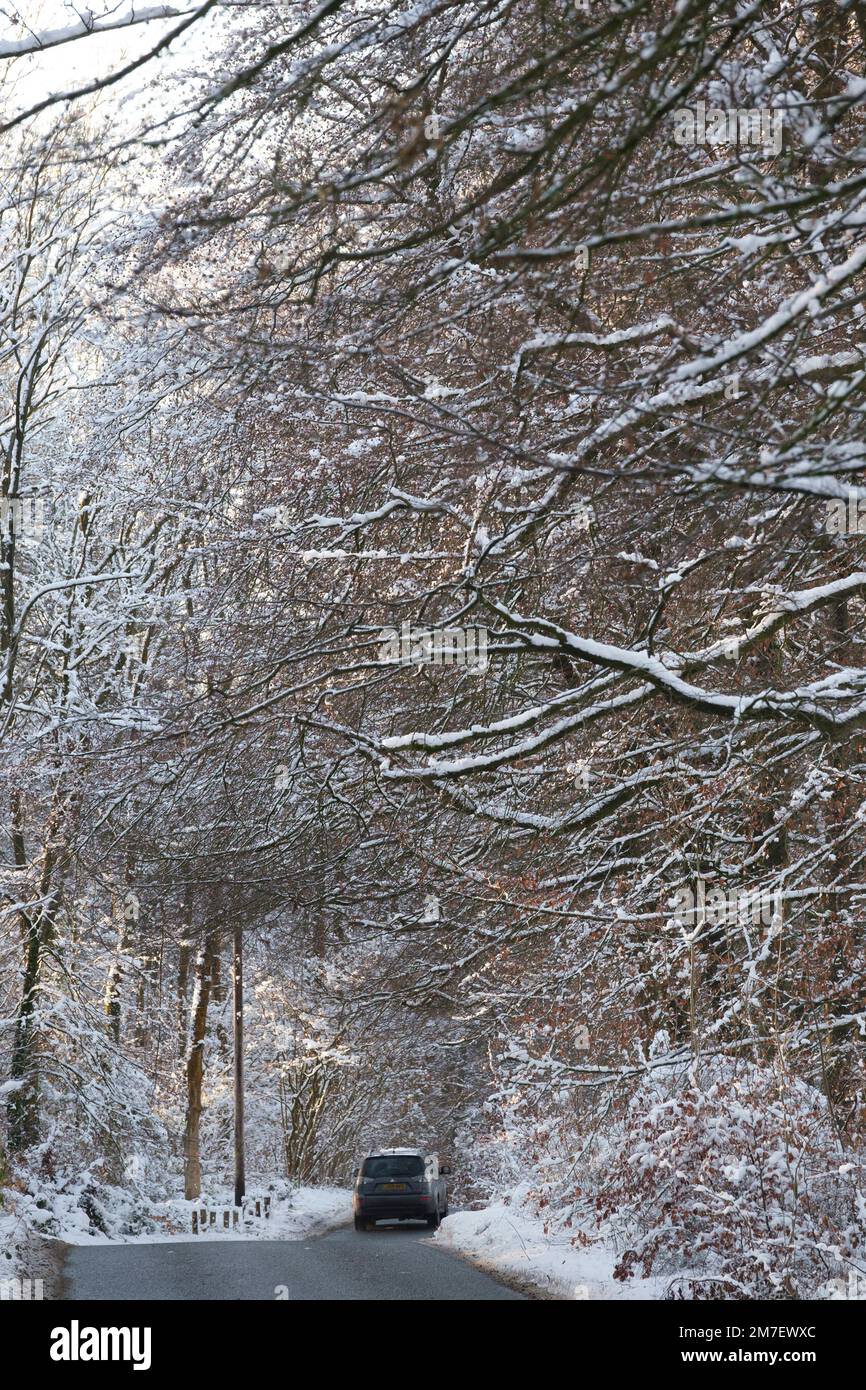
xmin=382 ymin=1182 xmax=406 ymax=1191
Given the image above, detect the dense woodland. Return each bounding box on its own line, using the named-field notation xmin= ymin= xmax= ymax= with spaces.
xmin=1 ymin=0 xmax=866 ymax=1297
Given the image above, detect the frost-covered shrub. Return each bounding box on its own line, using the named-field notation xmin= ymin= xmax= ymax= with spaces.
xmin=10 ymin=1171 xmax=160 ymax=1240
xmin=595 ymin=1060 xmax=865 ymax=1298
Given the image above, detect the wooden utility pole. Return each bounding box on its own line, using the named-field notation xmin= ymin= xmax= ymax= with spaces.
xmin=232 ymin=920 xmax=245 ymax=1206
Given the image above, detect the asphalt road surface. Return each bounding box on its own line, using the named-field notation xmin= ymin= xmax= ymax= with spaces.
xmin=61 ymin=1221 xmax=526 ymax=1301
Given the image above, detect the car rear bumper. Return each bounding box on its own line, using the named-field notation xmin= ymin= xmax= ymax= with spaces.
xmin=355 ymin=1195 xmax=433 ymax=1220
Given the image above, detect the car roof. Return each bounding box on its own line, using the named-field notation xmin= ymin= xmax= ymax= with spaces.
xmin=365 ymin=1147 xmax=426 ymax=1157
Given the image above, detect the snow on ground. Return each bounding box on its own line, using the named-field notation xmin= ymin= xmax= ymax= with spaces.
xmin=435 ymin=1200 xmax=670 ymax=1301
xmin=147 ymin=1186 xmax=353 ymax=1244
xmin=132 ymin=1186 xmax=353 ymax=1244
xmin=4 ymin=1180 xmax=351 ymax=1249
xmin=0 ymin=1207 xmax=22 ymax=1280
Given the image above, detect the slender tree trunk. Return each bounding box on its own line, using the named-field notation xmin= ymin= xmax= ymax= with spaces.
xmin=104 ymin=953 xmax=122 ymax=1043
xmin=232 ymin=921 xmax=245 ymax=1207
xmin=104 ymin=883 xmax=136 ymax=1044
xmin=7 ymin=911 xmax=43 ymax=1151
xmin=823 ymin=598 xmax=857 ymax=1111
xmin=177 ymin=940 xmax=191 ymax=1054
xmin=183 ymin=933 xmax=218 ymax=1200
xmin=6 ymin=797 xmax=69 ymax=1152
xmin=176 ymin=882 xmax=194 ymax=1056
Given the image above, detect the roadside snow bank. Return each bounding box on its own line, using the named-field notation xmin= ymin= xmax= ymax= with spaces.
xmin=0 ymin=1204 xmax=66 ymax=1296
xmin=436 ymin=1201 xmax=668 ymax=1300
xmin=0 ymin=1206 xmax=21 ymax=1279
xmin=5 ymin=1177 xmax=350 ymax=1247
xmin=136 ymin=1185 xmax=352 ymax=1243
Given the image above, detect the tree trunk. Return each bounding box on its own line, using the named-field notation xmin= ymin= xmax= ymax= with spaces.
xmin=6 ymin=798 xmax=69 ymax=1152
xmin=182 ymin=933 xmax=218 ymax=1200
xmin=232 ymin=921 xmax=245 ymax=1207
xmin=823 ymin=597 xmax=857 ymax=1112
xmin=177 ymin=882 xmax=194 ymax=1056
xmin=7 ymin=911 xmax=43 ymax=1151
xmin=177 ymin=939 xmax=191 ymax=1055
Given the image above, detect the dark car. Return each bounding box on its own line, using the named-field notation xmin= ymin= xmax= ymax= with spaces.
xmin=353 ymin=1148 xmax=451 ymax=1231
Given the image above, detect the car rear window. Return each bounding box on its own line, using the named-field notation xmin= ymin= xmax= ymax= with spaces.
xmin=362 ymin=1155 xmax=424 ymax=1178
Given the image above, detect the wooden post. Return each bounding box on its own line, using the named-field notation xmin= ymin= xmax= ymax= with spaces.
xmin=232 ymin=1210 xmax=239 ymax=1229
xmin=209 ymin=1210 xmax=216 ymax=1228
xmin=264 ymin=1196 xmax=271 ymax=1219
xmin=223 ymin=1210 xmax=229 ymax=1229
xmin=192 ymin=1211 xmax=198 ymax=1234
xmin=200 ymin=1207 xmax=206 ymax=1228
xmin=255 ymin=1199 xmax=261 ymax=1218
xmin=233 ymin=921 xmax=245 ymax=1207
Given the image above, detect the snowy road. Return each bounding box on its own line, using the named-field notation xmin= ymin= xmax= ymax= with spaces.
xmin=61 ymin=1223 xmax=527 ymax=1301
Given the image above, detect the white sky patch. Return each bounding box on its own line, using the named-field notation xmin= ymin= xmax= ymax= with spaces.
xmin=0 ymin=2 xmax=224 ymax=137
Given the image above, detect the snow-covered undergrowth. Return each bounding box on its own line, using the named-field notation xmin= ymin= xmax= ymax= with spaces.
xmin=454 ymin=1050 xmax=866 ymax=1301
xmin=591 ymin=1059 xmax=866 ymax=1300
xmin=1 ymin=1172 xmax=349 ymax=1255
xmin=0 ymin=1205 xmax=22 ymax=1280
